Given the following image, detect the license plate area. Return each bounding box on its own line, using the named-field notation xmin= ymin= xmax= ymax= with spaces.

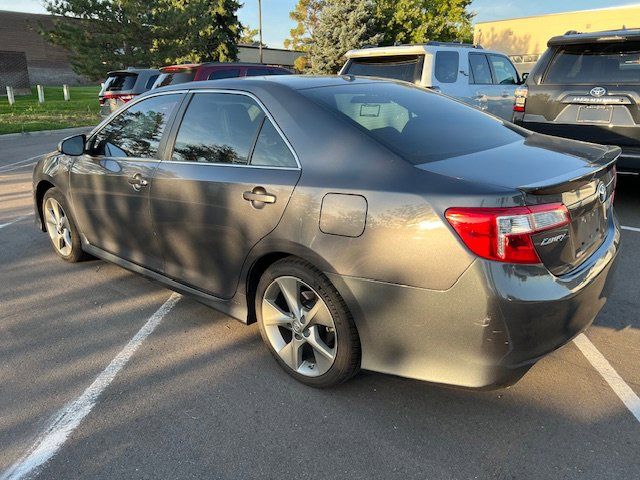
xmin=572 ymin=206 xmax=606 ymax=259
xmin=577 ymin=105 xmax=613 ymax=124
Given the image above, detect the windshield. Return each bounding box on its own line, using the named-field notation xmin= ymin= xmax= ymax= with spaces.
xmin=300 ymin=81 xmax=523 ymax=164
xmin=544 ymin=42 xmax=640 ymax=84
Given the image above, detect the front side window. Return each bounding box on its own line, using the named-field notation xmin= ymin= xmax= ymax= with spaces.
xmin=90 ymin=94 xmax=181 ymax=158
xmin=344 ymin=55 xmax=424 ymax=83
xmin=489 ymin=54 xmax=518 ymax=85
xmin=544 ymin=42 xmax=640 ymax=84
xmin=301 ymin=82 xmax=522 ymax=164
xmin=469 ymin=53 xmax=492 ymax=84
xmin=434 ymin=51 xmax=459 ymax=83
xmin=246 ymin=67 xmax=271 ymax=77
xmin=172 ymin=93 xmax=265 ymax=164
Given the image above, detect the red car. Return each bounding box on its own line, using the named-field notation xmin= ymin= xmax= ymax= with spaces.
xmin=151 ymin=62 xmax=292 ymax=89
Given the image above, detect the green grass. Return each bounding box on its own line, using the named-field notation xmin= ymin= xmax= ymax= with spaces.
xmin=0 ymin=86 xmax=101 ymax=135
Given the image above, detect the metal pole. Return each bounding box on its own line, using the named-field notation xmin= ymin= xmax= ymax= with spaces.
xmin=258 ymin=0 xmax=263 ymax=64
xmin=63 ymin=84 xmax=70 ymax=101
xmin=37 ymin=84 xmax=45 ymax=104
xmin=6 ymin=86 xmax=15 ymax=106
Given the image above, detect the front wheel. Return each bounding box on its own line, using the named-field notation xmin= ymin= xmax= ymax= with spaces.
xmin=256 ymin=257 xmax=361 ymax=387
xmin=42 ymin=188 xmax=87 ymax=263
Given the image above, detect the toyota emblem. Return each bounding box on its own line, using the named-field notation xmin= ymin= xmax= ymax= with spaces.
xmin=597 ymin=182 xmax=607 ymax=204
xmin=590 ymin=87 xmax=606 ymax=97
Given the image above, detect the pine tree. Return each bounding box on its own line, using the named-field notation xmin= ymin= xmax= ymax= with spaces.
xmin=307 ymin=0 xmax=381 ymax=74
xmin=283 ymin=0 xmax=324 ymax=71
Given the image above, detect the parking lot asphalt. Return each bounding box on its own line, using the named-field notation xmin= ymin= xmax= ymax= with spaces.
xmin=0 ymin=129 xmax=638 ymax=480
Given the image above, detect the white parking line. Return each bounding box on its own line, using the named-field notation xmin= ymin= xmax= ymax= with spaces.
xmin=0 ymin=215 xmax=30 ymax=230
xmin=0 ymin=156 xmax=39 ymax=172
xmin=0 ymin=293 xmax=181 ymax=480
xmin=621 ymin=225 xmax=640 ymax=233
xmin=574 ymin=333 xmax=640 ymax=423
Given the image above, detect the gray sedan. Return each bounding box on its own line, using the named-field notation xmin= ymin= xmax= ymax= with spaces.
xmin=33 ymin=76 xmax=619 ymax=388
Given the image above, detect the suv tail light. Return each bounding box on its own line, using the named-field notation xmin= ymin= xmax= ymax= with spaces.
xmin=513 ymin=85 xmax=528 ymax=112
xmin=101 ymin=93 xmax=135 ymax=104
xmin=445 ymin=203 xmax=570 ymax=264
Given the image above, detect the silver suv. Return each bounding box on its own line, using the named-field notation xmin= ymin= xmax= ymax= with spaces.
xmin=340 ymin=42 xmax=522 ymax=119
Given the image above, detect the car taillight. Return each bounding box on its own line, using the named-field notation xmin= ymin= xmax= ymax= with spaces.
xmin=513 ymin=85 xmax=528 ymax=112
xmin=102 ymin=93 xmax=135 ymax=103
xmin=445 ymin=203 xmax=570 ymax=264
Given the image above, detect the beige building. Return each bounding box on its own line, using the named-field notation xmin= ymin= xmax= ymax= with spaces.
xmin=474 ymin=4 xmax=640 ymax=74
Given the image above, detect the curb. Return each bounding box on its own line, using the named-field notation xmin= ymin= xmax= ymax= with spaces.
xmin=0 ymin=126 xmax=94 ymax=139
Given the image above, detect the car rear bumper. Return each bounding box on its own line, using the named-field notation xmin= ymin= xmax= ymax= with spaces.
xmin=327 ymin=217 xmax=620 ymax=389
xmin=515 ymin=119 xmax=640 ymax=172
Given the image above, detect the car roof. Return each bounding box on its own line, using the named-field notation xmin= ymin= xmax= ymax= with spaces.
xmin=160 ymin=62 xmax=290 ymax=72
xmin=106 ymin=68 xmax=159 ymax=75
xmin=548 ymin=28 xmax=640 ymax=46
xmin=344 ymin=43 xmax=488 ymax=58
xmin=153 ymin=74 xmax=388 ymax=94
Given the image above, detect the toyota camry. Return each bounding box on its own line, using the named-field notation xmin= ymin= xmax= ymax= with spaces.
xmin=32 ymin=76 xmax=619 ymax=388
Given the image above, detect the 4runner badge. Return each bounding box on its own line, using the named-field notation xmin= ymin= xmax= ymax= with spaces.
xmin=590 ymin=87 xmax=606 ymax=97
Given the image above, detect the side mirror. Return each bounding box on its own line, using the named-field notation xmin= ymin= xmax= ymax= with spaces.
xmin=520 ymin=72 xmax=529 ymax=84
xmin=58 ymin=134 xmax=86 ymax=156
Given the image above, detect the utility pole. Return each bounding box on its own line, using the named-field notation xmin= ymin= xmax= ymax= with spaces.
xmin=258 ymin=0 xmax=263 ymax=63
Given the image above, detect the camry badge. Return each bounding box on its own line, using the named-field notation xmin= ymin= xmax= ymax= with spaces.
xmin=590 ymin=87 xmax=606 ymax=97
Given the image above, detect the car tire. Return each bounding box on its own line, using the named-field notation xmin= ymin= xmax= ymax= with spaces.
xmin=42 ymin=187 xmax=88 ymax=263
xmin=256 ymin=257 xmax=361 ymax=387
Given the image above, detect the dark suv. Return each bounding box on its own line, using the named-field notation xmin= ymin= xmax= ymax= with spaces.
xmin=512 ymin=29 xmax=640 ymax=172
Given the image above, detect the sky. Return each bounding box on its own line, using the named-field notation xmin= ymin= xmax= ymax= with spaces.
xmin=1 ymin=0 xmax=639 ymax=49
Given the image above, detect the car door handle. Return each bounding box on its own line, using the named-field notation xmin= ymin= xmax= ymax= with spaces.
xmin=243 ymin=187 xmax=276 ymax=208
xmin=128 ymin=173 xmax=149 ymax=190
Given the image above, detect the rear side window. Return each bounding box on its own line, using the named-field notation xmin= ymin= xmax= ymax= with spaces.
xmin=154 ymin=70 xmax=196 ymax=88
xmin=208 ymin=68 xmax=241 ymax=80
xmin=344 ymin=55 xmax=424 ymax=83
xmin=434 ymin=51 xmax=459 ymax=83
xmin=268 ymin=68 xmax=291 ymax=75
xmin=250 ymin=120 xmax=296 ymax=167
xmin=91 ymin=94 xmax=181 ymax=158
xmin=105 ymin=73 xmax=137 ymax=92
xmin=301 ymin=82 xmax=522 ymax=164
xmin=145 ymin=74 xmax=159 ymax=90
xmin=246 ymin=67 xmax=270 ymax=76
xmin=469 ymin=54 xmax=492 ymax=84
xmin=172 ymin=93 xmax=265 ymax=164
xmin=488 ymin=54 xmax=518 ymax=84
xmin=544 ymin=42 xmax=640 ymax=84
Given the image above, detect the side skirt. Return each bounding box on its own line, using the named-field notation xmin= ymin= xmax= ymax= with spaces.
xmin=82 ymin=241 xmax=249 ymax=323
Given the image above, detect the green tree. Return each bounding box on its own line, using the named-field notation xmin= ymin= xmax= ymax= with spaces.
xmin=240 ymin=25 xmax=260 ymax=45
xmin=307 ymin=0 xmax=381 ymax=74
xmin=375 ymin=0 xmax=474 ymax=46
xmin=284 ymin=0 xmax=324 ymax=71
xmin=41 ymin=0 xmax=242 ymax=80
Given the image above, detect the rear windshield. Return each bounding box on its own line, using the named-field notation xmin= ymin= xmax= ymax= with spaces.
xmin=344 ymin=55 xmax=424 ymax=83
xmin=154 ymin=70 xmax=196 ymax=88
xmin=104 ymin=73 xmax=137 ymax=92
xmin=301 ymin=82 xmax=523 ymax=164
xmin=544 ymin=42 xmax=640 ymax=84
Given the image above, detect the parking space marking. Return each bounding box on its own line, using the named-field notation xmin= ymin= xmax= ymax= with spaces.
xmin=0 ymin=156 xmax=39 ymax=173
xmin=0 ymin=293 xmax=182 ymax=480
xmin=621 ymin=225 xmax=640 ymax=233
xmin=0 ymin=215 xmax=31 ymax=230
xmin=574 ymin=333 xmax=640 ymax=423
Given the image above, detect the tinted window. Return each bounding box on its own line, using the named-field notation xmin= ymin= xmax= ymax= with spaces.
xmin=544 ymin=42 xmax=640 ymax=84
xmin=345 ymin=55 xmax=424 ymax=83
xmin=434 ymin=51 xmax=459 ymax=83
xmin=105 ymin=73 xmax=137 ymax=92
xmin=469 ymin=54 xmax=492 ymax=84
xmin=250 ymin=120 xmax=296 ymax=167
xmin=172 ymin=93 xmax=265 ymax=164
xmin=246 ymin=67 xmax=270 ymax=76
xmin=91 ymin=94 xmax=181 ymax=158
xmin=154 ymin=70 xmax=196 ymax=88
xmin=208 ymin=68 xmax=241 ymax=80
xmin=268 ymin=68 xmax=291 ymax=75
xmin=145 ymin=74 xmax=159 ymax=90
xmin=301 ymin=82 xmax=522 ymax=164
xmin=489 ymin=54 xmax=518 ymax=85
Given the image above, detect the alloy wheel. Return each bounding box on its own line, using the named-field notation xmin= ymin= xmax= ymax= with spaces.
xmin=44 ymin=197 xmax=73 ymax=257
xmin=261 ymin=276 xmax=337 ymax=377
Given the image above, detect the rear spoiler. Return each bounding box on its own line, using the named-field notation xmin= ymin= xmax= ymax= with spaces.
xmin=548 ymin=31 xmax=640 ymax=47
xmin=518 ymin=146 xmax=620 ymax=195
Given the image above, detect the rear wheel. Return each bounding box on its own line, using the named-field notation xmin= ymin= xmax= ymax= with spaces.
xmin=42 ymin=188 xmax=87 ymax=263
xmin=256 ymin=257 xmax=360 ymax=387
